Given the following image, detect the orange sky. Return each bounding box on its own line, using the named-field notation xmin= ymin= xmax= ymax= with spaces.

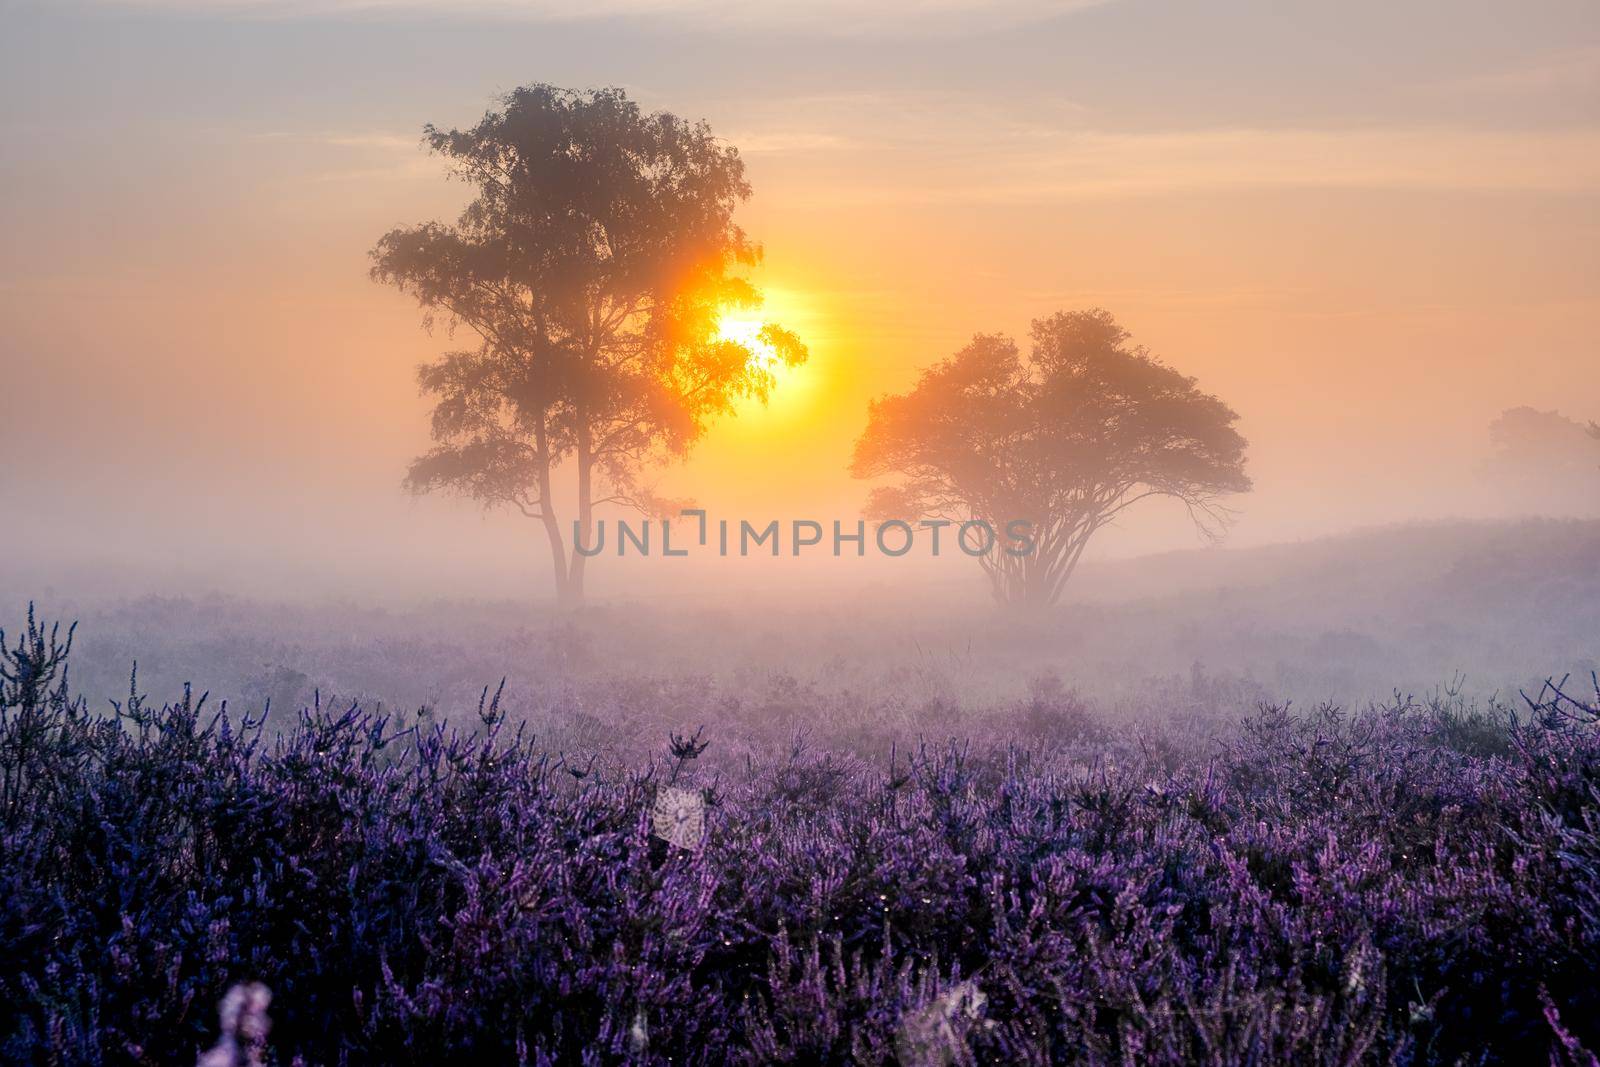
xmin=2 ymin=0 xmax=1597 ymax=601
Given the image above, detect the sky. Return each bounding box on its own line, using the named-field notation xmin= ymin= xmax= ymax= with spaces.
xmin=2 ymin=0 xmax=1597 ymax=602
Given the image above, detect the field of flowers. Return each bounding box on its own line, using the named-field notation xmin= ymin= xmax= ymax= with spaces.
xmin=3 ymin=605 xmax=1599 ymax=1065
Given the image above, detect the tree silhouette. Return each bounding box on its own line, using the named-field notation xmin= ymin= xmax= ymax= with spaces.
xmin=851 ymin=309 xmax=1249 ymax=607
xmin=372 ymin=85 xmax=804 ymax=607
xmin=1483 ymin=406 xmax=1600 ymax=513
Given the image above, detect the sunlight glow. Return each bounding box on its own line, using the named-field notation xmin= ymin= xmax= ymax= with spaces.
xmin=713 ymin=298 xmax=818 ymax=419
xmin=716 ymin=311 xmax=784 ymax=375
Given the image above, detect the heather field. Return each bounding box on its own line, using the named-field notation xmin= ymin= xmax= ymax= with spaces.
xmin=5 ymin=585 xmax=1600 ymax=1065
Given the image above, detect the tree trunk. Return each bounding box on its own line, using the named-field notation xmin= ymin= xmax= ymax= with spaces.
xmin=995 ymin=518 xmax=1092 ymax=610
xmin=563 ymin=414 xmax=595 ymax=610
xmin=541 ymin=507 xmax=575 ymax=608
xmin=532 ymin=416 xmax=574 ymax=608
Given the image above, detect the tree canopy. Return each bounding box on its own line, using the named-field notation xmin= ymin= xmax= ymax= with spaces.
xmin=852 ymin=309 xmax=1249 ymax=607
xmin=1483 ymin=406 xmax=1600 ymax=513
xmin=372 ymin=84 xmax=804 ymax=605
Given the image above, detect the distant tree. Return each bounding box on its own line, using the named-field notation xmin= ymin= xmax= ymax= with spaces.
xmin=851 ymin=309 xmax=1250 ymax=608
xmin=372 ymin=85 xmax=805 ymax=607
xmin=1484 ymin=406 xmax=1600 ymax=513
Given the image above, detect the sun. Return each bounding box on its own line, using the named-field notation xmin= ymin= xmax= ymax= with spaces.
xmin=716 ymin=311 xmax=784 ymax=374
xmin=711 ymin=287 xmax=822 ymax=419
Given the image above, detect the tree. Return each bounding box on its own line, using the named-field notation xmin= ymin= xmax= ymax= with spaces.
xmin=851 ymin=309 xmax=1249 ymax=608
xmin=372 ymin=85 xmax=805 ymax=607
xmin=1483 ymin=406 xmax=1600 ymax=514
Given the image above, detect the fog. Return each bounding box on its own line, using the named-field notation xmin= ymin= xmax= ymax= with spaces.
xmin=3 ymin=0 xmax=1598 ymax=724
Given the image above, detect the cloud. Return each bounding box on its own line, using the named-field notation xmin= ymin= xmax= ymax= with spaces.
xmin=725 ymin=95 xmax=1600 ymax=202
xmin=712 ymin=89 xmax=1091 ymax=156
xmin=724 ymin=131 xmax=853 ymax=155
xmin=255 ymin=102 xmax=1600 ymax=201
xmin=319 ymin=132 xmax=425 ymax=151
xmin=1430 ymin=46 xmax=1600 ymax=101
xmin=87 ymin=0 xmax=1117 ymax=34
xmin=1001 ymin=125 xmax=1600 ymax=198
xmin=249 ymin=130 xmax=422 ymax=151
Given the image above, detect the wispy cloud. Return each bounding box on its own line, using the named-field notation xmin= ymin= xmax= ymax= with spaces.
xmin=724 ymin=131 xmax=853 ymax=155
xmin=992 ymin=126 xmax=1600 ymax=199
xmin=234 ymin=128 xmax=444 ymax=184
xmin=249 ymin=130 xmax=422 ymax=151
xmin=88 ymin=0 xmax=1117 ymax=34
xmin=256 ymin=113 xmax=1600 ymax=200
xmin=1429 ymin=46 xmax=1600 ymax=101
xmin=726 ymin=93 xmax=1600 ymax=202
xmin=320 ymin=132 xmax=424 ymax=151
